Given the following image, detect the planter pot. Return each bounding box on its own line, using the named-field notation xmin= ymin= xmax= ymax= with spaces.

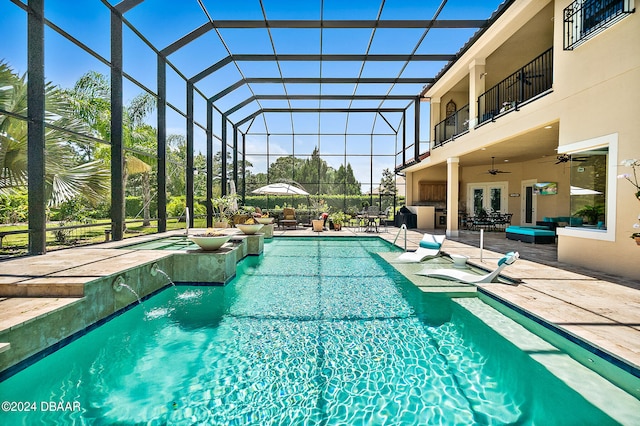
xmin=312 ymin=219 xmax=324 ymax=232
xmin=333 ymin=223 xmax=342 ymax=231
xmin=235 ymin=223 xmax=264 ymax=235
xmin=256 ymin=217 xmax=274 ymax=225
xmin=214 ymin=221 xmax=229 ymax=228
xmin=188 ymin=234 xmax=232 ymax=251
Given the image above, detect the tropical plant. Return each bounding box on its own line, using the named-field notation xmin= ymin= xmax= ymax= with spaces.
xmin=66 ymin=70 xmax=156 ymax=228
xmin=574 ymin=205 xmax=603 ymax=224
xmin=211 ymin=193 xmax=239 ymax=225
xmin=0 ymin=61 xmax=109 ymax=206
xmin=329 ymin=210 xmax=350 ymax=226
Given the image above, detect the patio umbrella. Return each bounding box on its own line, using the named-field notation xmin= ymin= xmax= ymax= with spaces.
xmin=251 ymin=183 xmax=310 ymax=196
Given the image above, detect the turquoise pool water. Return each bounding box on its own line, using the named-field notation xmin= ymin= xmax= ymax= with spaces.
xmin=0 ymin=238 xmax=637 ymax=424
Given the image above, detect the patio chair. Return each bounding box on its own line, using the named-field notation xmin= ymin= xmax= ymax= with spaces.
xmin=416 ymin=251 xmax=519 ymax=284
xmin=394 ymin=234 xmax=446 ymax=262
xmin=280 ymin=207 xmax=298 ymax=229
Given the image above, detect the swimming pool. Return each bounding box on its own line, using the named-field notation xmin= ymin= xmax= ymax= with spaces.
xmin=0 ymin=238 xmax=638 ymax=424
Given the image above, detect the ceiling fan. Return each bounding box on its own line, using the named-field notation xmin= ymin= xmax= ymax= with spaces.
xmin=486 ymin=157 xmax=511 ymax=175
xmin=555 ymin=154 xmax=588 ymax=164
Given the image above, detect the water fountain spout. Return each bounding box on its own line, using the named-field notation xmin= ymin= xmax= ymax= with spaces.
xmin=112 ymin=276 xmax=142 ymax=304
xmin=150 ymin=263 xmax=175 ymax=287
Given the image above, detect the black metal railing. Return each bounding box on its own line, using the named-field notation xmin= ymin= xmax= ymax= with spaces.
xmin=564 ymin=0 xmax=634 ymax=50
xmin=433 ymin=104 xmax=469 ymax=148
xmin=477 ymin=48 xmax=553 ymax=125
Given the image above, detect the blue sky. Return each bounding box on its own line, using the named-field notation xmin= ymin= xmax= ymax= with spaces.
xmin=1 ymin=0 xmax=505 ymax=187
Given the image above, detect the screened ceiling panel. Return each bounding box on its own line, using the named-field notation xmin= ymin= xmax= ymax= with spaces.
xmin=278 ymin=61 xmax=321 ymax=78
xmin=239 ymin=61 xmax=283 ymax=79
xmin=262 ymin=0 xmax=322 ymax=19
xmin=368 ymin=28 xmax=429 ymax=54
xmin=359 ymin=61 xmax=407 ymax=79
xmin=270 ymin=29 xmax=321 ymax=54
xmin=321 ymin=29 xmax=374 ymax=54
xmin=125 ymin=0 xmax=208 ymax=48
xmin=200 ymin=0 xmax=264 ymax=20
xmin=320 ymin=113 xmax=349 ymax=132
xmin=320 ymin=62 xmax=367 ymax=78
xmin=167 ymin=32 xmax=229 ymax=78
xmin=217 ymin=29 xmax=274 ymax=54
xmin=110 ymin=0 xmax=511 ymax=139
xmin=322 ymin=0 xmax=382 ymax=20
xmin=379 ymin=0 xmax=441 ymax=19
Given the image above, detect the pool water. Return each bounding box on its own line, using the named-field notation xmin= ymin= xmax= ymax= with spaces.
xmin=0 ymin=238 xmax=636 ymax=424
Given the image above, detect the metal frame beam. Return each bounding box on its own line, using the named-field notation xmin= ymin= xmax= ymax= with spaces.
xmin=27 ymin=0 xmax=46 ymax=254
xmin=198 ymin=19 xmax=488 ymax=29
xmin=206 ymin=101 xmax=214 ymax=227
xmin=191 ymin=54 xmax=453 ymax=83
xmin=210 ymin=78 xmax=432 ymax=102
xmin=235 ymin=108 xmax=405 ymax=128
xmin=157 ymin=54 xmax=167 ymax=232
xmin=223 ymin=94 xmax=416 ymax=116
xmin=110 ymin=6 xmax=125 ymax=241
xmin=186 ymin=82 xmax=194 ymax=228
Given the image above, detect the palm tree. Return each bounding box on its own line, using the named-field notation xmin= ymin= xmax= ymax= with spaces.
xmin=0 ymin=60 xmax=109 ymax=206
xmin=66 ymin=71 xmax=157 ymax=229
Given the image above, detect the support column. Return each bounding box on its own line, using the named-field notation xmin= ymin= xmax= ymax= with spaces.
xmin=430 ymin=97 xmax=440 ymax=148
xmin=233 ymin=126 xmax=239 ymax=203
xmin=414 ymin=97 xmax=421 ymax=163
xmin=110 ymin=8 xmax=124 ymax=240
xmin=446 ymin=157 xmax=460 ymax=237
xmin=242 ymin=133 xmax=246 ymax=202
xmin=469 ymin=58 xmax=486 ymax=128
xmin=27 ymin=0 xmax=46 ymax=254
xmin=206 ymin=101 xmax=213 ymax=227
xmin=186 ymin=82 xmax=194 ymax=228
xmin=157 ymin=55 xmax=167 ymax=232
xmin=221 ymin=115 xmax=227 ymax=196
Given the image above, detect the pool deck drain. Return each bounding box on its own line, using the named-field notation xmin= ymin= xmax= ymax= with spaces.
xmin=1 ymin=227 xmax=639 ymax=382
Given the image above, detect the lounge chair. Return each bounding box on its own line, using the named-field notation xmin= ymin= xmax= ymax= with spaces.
xmin=395 ymin=234 xmax=446 ymax=262
xmin=280 ymin=207 xmax=298 ymax=229
xmin=416 ymin=251 xmax=519 ymax=284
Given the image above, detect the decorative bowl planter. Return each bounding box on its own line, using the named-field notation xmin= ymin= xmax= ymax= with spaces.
xmin=188 ymin=234 xmax=233 ymax=251
xmin=235 ymin=223 xmax=264 ymax=235
xmin=255 ymin=217 xmax=274 ymax=225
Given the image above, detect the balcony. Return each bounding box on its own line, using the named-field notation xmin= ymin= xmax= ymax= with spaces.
xmin=477 ymin=48 xmax=553 ymax=126
xmin=564 ymin=0 xmax=634 ymax=50
xmin=433 ymin=104 xmax=469 ymax=148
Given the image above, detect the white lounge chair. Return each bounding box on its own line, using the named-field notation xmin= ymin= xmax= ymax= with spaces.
xmin=395 ymin=234 xmax=446 ymax=263
xmin=416 ymin=251 xmax=519 ymax=284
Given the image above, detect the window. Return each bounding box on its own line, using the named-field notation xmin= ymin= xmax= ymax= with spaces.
xmin=557 ymin=133 xmax=618 ymax=241
xmin=569 ymin=148 xmax=608 ymax=227
xmin=564 ymin=0 xmax=634 ymax=50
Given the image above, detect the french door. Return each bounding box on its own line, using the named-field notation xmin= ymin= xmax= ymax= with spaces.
xmin=521 ymin=179 xmax=537 ymax=225
xmin=467 ymin=182 xmax=508 ymax=215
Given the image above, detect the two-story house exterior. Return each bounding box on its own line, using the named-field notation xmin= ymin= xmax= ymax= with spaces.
xmin=401 ymin=0 xmax=638 ymax=280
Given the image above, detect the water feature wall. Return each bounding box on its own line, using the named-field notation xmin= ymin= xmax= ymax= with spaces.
xmin=0 ymin=234 xmax=263 ymax=377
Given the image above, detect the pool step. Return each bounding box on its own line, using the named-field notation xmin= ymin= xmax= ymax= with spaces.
xmin=0 ymin=343 xmax=9 ymax=354
xmin=453 ymin=298 xmax=640 ymax=425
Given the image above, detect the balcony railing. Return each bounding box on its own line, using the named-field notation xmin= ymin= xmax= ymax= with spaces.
xmin=564 ymin=0 xmax=634 ymax=50
xmin=477 ymin=48 xmax=553 ymax=125
xmin=433 ymin=104 xmax=469 ymax=148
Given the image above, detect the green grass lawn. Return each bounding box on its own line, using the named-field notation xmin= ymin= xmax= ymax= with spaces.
xmin=0 ymin=217 xmax=208 ymax=255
